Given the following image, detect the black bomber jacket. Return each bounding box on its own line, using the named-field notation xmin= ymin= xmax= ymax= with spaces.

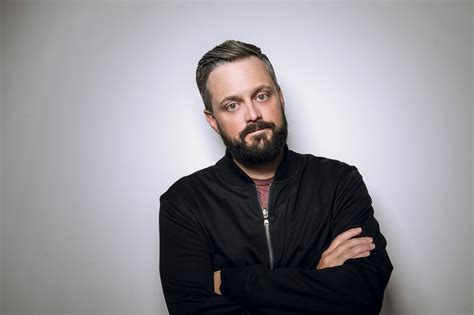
xmin=159 ymin=147 xmax=393 ymax=315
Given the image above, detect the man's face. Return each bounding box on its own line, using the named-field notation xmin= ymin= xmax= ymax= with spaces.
xmin=205 ymin=56 xmax=287 ymax=167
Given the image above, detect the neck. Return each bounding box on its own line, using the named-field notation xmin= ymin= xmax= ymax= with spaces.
xmin=233 ymin=150 xmax=284 ymax=180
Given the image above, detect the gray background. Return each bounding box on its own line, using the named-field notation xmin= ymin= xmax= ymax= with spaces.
xmin=0 ymin=1 xmax=473 ymax=314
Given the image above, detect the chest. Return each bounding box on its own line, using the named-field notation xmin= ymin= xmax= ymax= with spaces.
xmin=195 ymin=182 xmax=336 ymax=270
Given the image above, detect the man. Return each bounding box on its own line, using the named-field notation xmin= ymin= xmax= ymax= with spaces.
xmin=159 ymin=40 xmax=393 ymax=314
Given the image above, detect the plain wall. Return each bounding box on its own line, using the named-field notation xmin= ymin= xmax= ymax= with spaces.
xmin=1 ymin=1 xmax=472 ymax=315
xmin=0 ymin=1 xmax=4 ymax=313
xmin=471 ymin=2 xmax=474 ymax=308
xmin=0 ymin=0 xmax=5 ymax=312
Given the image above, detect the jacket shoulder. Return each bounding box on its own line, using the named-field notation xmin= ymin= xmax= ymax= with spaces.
xmin=160 ymin=164 xmax=217 ymax=203
xmin=291 ymin=150 xmax=357 ymax=178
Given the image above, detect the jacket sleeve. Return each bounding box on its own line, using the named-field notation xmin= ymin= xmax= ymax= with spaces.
xmin=219 ymin=167 xmax=393 ymax=314
xmin=159 ymin=196 xmax=250 ymax=315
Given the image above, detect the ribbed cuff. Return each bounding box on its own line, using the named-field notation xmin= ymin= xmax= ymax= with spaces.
xmin=220 ymin=266 xmax=256 ymax=307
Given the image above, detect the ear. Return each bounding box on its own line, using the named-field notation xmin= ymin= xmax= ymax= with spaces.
xmin=204 ymin=109 xmax=220 ymax=134
xmin=278 ymin=89 xmax=285 ymax=109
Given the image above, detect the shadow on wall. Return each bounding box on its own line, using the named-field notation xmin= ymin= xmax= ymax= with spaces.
xmin=381 ymin=286 xmax=396 ymax=315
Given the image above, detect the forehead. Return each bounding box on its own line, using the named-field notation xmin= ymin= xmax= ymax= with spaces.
xmin=207 ymin=56 xmax=274 ymax=105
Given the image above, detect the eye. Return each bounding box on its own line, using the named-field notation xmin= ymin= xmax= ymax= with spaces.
xmin=256 ymin=93 xmax=270 ymax=101
xmin=225 ymin=102 xmax=239 ymax=112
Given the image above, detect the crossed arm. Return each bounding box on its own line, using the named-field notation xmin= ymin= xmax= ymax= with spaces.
xmin=160 ymin=168 xmax=393 ymax=314
xmin=214 ymin=227 xmax=375 ymax=294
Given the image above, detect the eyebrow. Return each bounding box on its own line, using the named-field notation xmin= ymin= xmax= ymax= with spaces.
xmin=218 ymin=84 xmax=274 ymax=107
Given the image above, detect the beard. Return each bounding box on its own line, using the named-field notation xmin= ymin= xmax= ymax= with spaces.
xmin=217 ymin=109 xmax=288 ymax=168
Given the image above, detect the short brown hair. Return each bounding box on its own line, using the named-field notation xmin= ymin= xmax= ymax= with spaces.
xmin=196 ymin=40 xmax=281 ymax=112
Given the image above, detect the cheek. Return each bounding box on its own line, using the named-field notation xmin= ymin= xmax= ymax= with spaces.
xmin=228 ymin=122 xmax=245 ymax=135
xmin=265 ymin=107 xmax=284 ymax=124
xmin=218 ymin=118 xmax=245 ymax=136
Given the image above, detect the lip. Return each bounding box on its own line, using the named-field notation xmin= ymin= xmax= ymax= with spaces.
xmin=247 ymin=128 xmax=269 ymax=136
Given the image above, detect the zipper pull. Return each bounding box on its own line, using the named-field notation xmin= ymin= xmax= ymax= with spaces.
xmin=262 ymin=208 xmax=269 ymax=226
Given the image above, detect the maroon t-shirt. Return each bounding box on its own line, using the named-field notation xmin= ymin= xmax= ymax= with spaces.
xmin=252 ymin=177 xmax=274 ymax=209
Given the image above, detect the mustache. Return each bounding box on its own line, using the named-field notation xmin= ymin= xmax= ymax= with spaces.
xmin=239 ymin=120 xmax=276 ymax=141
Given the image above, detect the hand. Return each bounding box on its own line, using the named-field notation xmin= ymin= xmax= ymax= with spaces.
xmin=213 ymin=270 xmax=222 ymax=295
xmin=317 ymin=227 xmax=375 ymax=270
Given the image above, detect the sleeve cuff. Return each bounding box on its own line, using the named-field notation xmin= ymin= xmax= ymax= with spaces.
xmin=220 ymin=265 xmax=257 ymax=307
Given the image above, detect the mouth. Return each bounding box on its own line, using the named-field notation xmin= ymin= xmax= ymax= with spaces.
xmin=247 ymin=128 xmax=269 ymax=136
xmin=251 ymin=128 xmax=267 ymax=133
xmin=239 ymin=121 xmax=276 ymax=141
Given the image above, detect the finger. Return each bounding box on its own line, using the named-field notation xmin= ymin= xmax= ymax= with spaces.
xmin=325 ymin=227 xmax=363 ymax=253
xmin=318 ymin=246 xmax=372 ymax=269
xmin=329 ymin=236 xmax=373 ymax=258
xmin=319 ymin=239 xmax=373 ymax=268
xmin=353 ymin=251 xmax=371 ymax=259
xmin=213 ymin=270 xmax=221 ymax=295
xmin=339 ymin=243 xmax=375 ymax=262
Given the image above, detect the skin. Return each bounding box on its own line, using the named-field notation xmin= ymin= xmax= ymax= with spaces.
xmin=203 ymin=56 xmax=375 ymax=295
xmin=204 ymin=56 xmax=285 ymax=180
xmin=316 ymin=227 xmax=374 ymax=269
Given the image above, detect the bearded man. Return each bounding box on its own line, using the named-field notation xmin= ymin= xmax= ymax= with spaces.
xmin=159 ymin=40 xmax=393 ymax=315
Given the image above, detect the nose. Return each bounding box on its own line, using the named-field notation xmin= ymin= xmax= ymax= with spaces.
xmin=244 ymin=101 xmax=262 ymax=122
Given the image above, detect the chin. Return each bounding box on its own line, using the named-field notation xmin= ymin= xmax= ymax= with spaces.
xmin=247 ymin=138 xmax=269 ymax=148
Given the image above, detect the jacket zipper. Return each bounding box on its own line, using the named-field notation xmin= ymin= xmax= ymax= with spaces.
xmin=262 ymin=207 xmax=275 ymax=270
xmin=256 ymin=184 xmax=275 ymax=270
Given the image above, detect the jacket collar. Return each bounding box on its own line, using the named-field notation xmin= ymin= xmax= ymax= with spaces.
xmin=214 ymin=145 xmax=298 ymax=188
